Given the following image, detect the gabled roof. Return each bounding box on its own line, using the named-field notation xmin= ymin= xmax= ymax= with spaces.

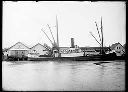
xmin=30 ymin=43 xmax=51 ymax=51
xmin=8 ymin=42 xmax=30 ymax=51
xmin=30 ymin=43 xmax=45 ymax=49
xmin=110 ymin=42 xmax=124 ymax=50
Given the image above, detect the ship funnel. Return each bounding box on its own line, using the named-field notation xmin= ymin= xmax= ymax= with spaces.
xmin=71 ymin=38 xmax=75 ymax=48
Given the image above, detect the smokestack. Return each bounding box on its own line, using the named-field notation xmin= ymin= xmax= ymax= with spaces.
xmin=71 ymin=38 xmax=75 ymax=48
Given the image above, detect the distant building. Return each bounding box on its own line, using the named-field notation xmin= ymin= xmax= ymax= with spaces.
xmin=3 ymin=48 xmax=9 ymax=55
xmin=110 ymin=42 xmax=125 ymax=56
xmin=28 ymin=43 xmax=50 ymax=57
xmin=6 ymin=42 xmax=30 ymax=58
xmin=2 ymin=48 xmax=9 ymax=60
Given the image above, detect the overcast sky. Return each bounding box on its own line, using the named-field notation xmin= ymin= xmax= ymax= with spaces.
xmin=3 ymin=1 xmax=126 ymax=48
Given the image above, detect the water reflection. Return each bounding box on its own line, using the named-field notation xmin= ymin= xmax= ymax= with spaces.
xmin=2 ymin=61 xmax=125 ymax=91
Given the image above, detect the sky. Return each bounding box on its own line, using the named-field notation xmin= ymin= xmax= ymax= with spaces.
xmin=2 ymin=1 xmax=126 ymax=49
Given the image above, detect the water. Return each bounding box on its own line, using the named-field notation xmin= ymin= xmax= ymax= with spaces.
xmin=2 ymin=60 xmax=125 ymax=91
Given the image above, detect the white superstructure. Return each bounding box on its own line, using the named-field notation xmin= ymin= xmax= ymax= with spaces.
xmin=59 ymin=46 xmax=84 ymax=57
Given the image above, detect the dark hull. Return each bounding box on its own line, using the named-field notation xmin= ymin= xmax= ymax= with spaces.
xmin=28 ymin=55 xmax=125 ymax=61
xmin=4 ymin=56 xmax=28 ymax=61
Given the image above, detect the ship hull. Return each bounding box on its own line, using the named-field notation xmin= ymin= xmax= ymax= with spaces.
xmin=28 ymin=54 xmax=125 ymax=61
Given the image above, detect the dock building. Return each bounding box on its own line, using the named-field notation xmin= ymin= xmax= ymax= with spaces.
xmin=28 ymin=43 xmax=51 ymax=57
xmin=110 ymin=42 xmax=125 ymax=56
xmin=5 ymin=42 xmax=30 ymax=60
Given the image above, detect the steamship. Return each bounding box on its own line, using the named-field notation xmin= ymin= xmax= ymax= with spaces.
xmin=28 ymin=16 xmax=125 ymax=61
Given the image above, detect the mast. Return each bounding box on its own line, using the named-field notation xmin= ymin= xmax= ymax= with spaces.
xmin=56 ymin=15 xmax=59 ymax=48
xmin=101 ymin=17 xmax=104 ymax=55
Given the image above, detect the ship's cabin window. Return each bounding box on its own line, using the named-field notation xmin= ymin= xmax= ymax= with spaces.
xmin=54 ymin=50 xmax=58 ymax=53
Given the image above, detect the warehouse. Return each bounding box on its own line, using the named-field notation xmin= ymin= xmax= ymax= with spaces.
xmin=28 ymin=43 xmax=51 ymax=57
xmin=6 ymin=42 xmax=30 ymax=60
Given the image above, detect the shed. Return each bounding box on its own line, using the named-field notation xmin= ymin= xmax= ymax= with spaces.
xmin=29 ymin=43 xmax=50 ymax=57
xmin=7 ymin=42 xmax=30 ymax=58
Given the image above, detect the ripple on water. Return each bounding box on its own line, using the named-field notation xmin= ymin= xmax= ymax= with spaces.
xmin=2 ymin=60 xmax=125 ymax=91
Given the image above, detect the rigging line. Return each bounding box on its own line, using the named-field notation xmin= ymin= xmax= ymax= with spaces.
xmin=95 ymin=21 xmax=101 ymax=42
xmin=41 ymin=28 xmax=54 ymax=46
xmin=90 ymin=32 xmax=101 ymax=46
xmin=47 ymin=24 xmax=56 ymax=45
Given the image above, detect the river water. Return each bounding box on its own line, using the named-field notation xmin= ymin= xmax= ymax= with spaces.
xmin=2 ymin=60 xmax=125 ymax=91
